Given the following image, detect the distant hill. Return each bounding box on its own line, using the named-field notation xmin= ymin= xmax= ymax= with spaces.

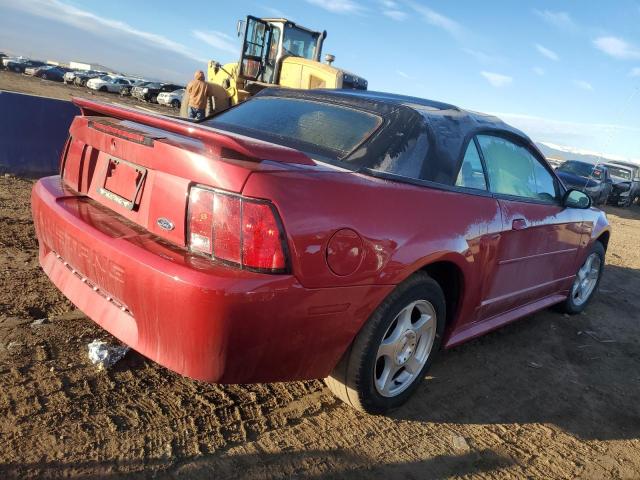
xmin=536 ymin=142 xmax=640 ymax=166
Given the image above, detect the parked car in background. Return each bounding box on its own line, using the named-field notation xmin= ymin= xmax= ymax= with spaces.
xmin=555 ymin=160 xmax=612 ymax=206
xmin=64 ymin=70 xmax=91 ymax=84
xmin=34 ymin=66 xmax=70 ymax=82
xmin=604 ymin=163 xmax=636 ymax=207
xmin=608 ymin=160 xmax=640 ymax=205
xmin=546 ymin=157 xmax=564 ymax=169
xmin=32 ymin=90 xmax=610 ymax=414
xmin=132 ymin=82 xmax=184 ymax=103
xmin=1 ymin=56 xmax=21 ymax=69
xmin=86 ymin=75 xmax=131 ymax=93
xmin=72 ymin=70 xmax=105 ymax=86
xmin=24 ymin=64 xmax=48 ymax=76
xmin=2 ymin=57 xmax=21 ymax=69
xmin=120 ymin=80 xmax=151 ymax=97
xmin=5 ymin=59 xmax=47 ymax=74
xmin=157 ymin=88 xmax=185 ymax=108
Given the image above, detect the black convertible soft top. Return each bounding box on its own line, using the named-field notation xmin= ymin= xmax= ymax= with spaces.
xmin=253 ymin=88 xmax=537 ymax=186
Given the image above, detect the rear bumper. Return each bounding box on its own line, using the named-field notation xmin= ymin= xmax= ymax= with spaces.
xmin=32 ymin=176 xmax=392 ymax=383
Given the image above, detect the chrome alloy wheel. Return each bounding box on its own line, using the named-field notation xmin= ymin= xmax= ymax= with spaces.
xmin=571 ymin=252 xmax=601 ymax=307
xmin=374 ymin=300 xmax=437 ymax=397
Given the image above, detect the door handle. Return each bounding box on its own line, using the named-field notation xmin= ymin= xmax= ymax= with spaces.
xmin=512 ymin=218 xmax=528 ymax=230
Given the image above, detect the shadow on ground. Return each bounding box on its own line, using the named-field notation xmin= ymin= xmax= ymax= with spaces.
xmin=0 ymin=448 xmax=513 ymax=480
xmin=394 ymin=262 xmax=640 ymax=442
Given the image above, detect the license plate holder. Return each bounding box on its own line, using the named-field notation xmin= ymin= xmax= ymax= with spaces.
xmin=97 ymin=157 xmax=147 ymax=211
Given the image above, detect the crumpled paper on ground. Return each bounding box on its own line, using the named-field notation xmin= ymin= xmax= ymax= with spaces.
xmin=87 ymin=340 xmax=129 ymax=370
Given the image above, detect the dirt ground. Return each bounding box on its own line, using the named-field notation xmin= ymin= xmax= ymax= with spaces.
xmin=1 ymin=180 xmax=640 ymax=479
xmin=0 ymin=70 xmax=170 ymax=115
xmin=1 ymin=73 xmax=640 ymax=478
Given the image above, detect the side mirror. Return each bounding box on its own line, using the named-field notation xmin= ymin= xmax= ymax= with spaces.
xmin=564 ymin=189 xmax=592 ymax=209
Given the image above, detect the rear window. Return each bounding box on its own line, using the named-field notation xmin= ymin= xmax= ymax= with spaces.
xmin=204 ymin=97 xmax=381 ymax=159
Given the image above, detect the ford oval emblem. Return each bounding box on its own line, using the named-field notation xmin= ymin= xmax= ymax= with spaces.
xmin=157 ymin=217 xmax=175 ymax=231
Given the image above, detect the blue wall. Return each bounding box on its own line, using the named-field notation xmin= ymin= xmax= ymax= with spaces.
xmin=0 ymin=90 xmax=78 ymax=177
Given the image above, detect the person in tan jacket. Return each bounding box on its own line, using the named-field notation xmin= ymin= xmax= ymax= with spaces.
xmin=185 ymin=70 xmax=214 ymax=120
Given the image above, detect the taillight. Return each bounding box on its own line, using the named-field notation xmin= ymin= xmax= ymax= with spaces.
xmin=188 ymin=188 xmax=215 ymax=255
xmin=187 ymin=186 xmax=288 ymax=273
xmin=242 ymin=202 xmax=286 ymax=270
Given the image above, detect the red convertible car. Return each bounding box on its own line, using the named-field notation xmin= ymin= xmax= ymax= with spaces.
xmin=32 ymin=89 xmax=610 ymax=413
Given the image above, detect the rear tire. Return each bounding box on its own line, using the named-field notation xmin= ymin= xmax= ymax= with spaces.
xmin=325 ymin=272 xmax=445 ymax=414
xmin=171 ymin=99 xmax=180 ymax=109
xmin=558 ymin=241 xmax=605 ymax=314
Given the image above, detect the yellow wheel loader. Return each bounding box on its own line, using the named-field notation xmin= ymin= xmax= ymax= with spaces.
xmin=181 ymin=16 xmax=368 ymax=117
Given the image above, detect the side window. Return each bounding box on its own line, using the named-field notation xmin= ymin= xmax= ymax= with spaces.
xmin=455 ymin=140 xmax=487 ymax=190
xmin=477 ymin=135 xmax=558 ymax=202
xmin=361 ymin=116 xmax=429 ymax=180
xmin=531 ymin=156 xmax=558 ymax=201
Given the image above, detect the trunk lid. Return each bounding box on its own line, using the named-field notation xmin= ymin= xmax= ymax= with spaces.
xmin=61 ymin=98 xmax=314 ymax=247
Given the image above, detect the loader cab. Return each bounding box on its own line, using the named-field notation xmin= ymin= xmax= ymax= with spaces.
xmin=238 ymin=16 xmax=326 ymax=84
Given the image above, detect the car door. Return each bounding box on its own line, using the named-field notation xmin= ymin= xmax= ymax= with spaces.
xmin=111 ymin=79 xmax=125 ymax=92
xmin=475 ymin=134 xmax=585 ymax=319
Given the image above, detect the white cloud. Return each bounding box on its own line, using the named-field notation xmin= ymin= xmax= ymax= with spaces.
xmin=481 ymin=71 xmax=513 ymax=87
xmin=304 ymin=0 xmax=365 ymax=14
xmin=533 ymin=10 xmax=576 ymax=30
xmin=535 ymin=43 xmax=560 ymax=61
xmin=396 ymin=70 xmax=414 ymax=79
xmin=593 ymin=36 xmax=640 ymax=59
xmin=533 ymin=66 xmax=545 ymax=76
xmin=0 ymin=0 xmax=207 ymax=64
xmin=261 ymin=6 xmax=287 ymax=18
xmin=379 ymin=0 xmax=405 ymax=19
xmin=574 ymin=80 xmax=594 ymax=91
xmin=383 ymin=9 xmax=407 ymax=21
xmin=630 ymin=67 xmax=640 ymax=77
xmin=408 ymin=2 xmax=465 ymax=39
xmin=192 ymin=30 xmax=238 ymax=55
xmin=463 ymin=48 xmax=502 ymax=64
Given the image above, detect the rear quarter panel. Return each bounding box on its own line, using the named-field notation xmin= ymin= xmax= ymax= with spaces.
xmin=243 ymin=170 xmax=503 ymax=331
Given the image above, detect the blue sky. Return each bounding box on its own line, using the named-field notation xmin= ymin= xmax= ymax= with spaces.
xmin=1 ymin=0 xmax=639 ymax=161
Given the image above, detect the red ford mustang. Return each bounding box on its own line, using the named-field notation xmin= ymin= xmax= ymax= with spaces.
xmin=32 ymin=89 xmax=610 ymax=413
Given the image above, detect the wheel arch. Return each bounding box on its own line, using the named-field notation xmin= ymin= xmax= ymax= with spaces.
xmin=418 ymin=260 xmax=465 ymax=331
xmin=596 ymin=230 xmax=610 ymax=251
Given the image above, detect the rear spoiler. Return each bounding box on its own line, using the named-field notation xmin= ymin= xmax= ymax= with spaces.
xmin=71 ymin=97 xmax=315 ymax=166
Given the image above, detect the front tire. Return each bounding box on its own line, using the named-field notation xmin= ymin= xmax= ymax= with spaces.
xmin=559 ymin=241 xmax=605 ymax=314
xmin=325 ymin=272 xmax=445 ymax=414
